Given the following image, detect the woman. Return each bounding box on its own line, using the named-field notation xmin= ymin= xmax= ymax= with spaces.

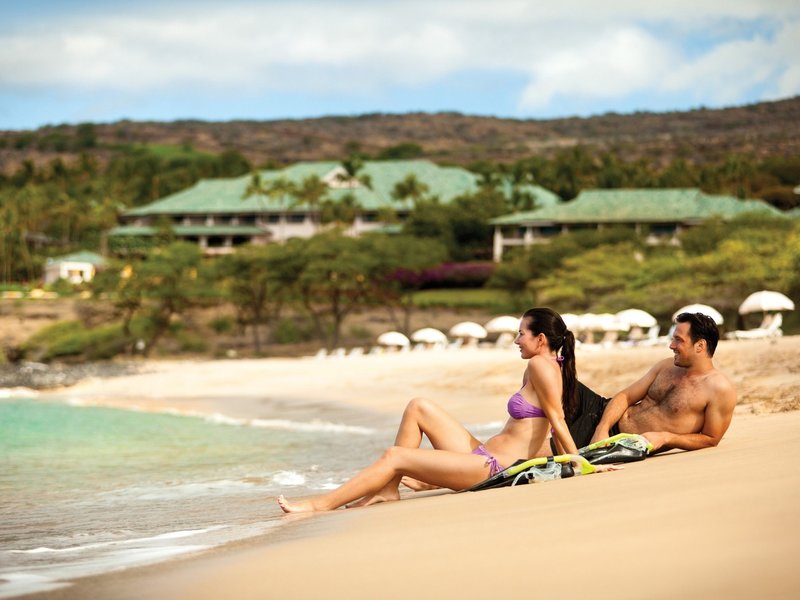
xmin=278 ymin=307 xmax=582 ymax=513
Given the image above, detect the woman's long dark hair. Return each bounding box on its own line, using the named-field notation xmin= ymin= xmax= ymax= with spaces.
xmin=522 ymin=307 xmax=577 ymax=420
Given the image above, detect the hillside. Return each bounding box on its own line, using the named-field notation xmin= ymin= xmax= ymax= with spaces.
xmin=1 ymin=96 xmax=799 ymax=173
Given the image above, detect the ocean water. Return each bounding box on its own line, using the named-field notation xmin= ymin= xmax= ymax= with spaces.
xmin=0 ymin=395 xmax=408 ymax=598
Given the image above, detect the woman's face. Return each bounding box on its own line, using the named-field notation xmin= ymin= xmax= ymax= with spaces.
xmin=514 ymin=317 xmax=541 ymax=359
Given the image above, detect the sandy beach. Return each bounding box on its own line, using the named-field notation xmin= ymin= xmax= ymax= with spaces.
xmin=23 ymin=335 xmax=800 ymax=599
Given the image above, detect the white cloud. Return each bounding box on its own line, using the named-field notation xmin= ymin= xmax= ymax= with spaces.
xmin=1 ymin=0 xmax=799 ymax=112
xmin=518 ymin=27 xmax=676 ymax=108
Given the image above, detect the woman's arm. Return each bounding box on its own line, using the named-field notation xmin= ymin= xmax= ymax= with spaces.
xmin=528 ymin=357 xmax=579 ymax=455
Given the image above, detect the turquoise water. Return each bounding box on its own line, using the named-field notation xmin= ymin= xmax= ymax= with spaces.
xmin=0 ymin=397 xmax=393 ymax=598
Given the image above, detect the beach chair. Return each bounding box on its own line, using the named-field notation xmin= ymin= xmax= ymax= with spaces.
xmin=637 ymin=325 xmax=665 ymax=346
xmin=727 ymin=313 xmax=783 ymax=340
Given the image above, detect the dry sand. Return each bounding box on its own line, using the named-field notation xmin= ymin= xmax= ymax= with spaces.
xmin=31 ymin=335 xmax=800 ymax=599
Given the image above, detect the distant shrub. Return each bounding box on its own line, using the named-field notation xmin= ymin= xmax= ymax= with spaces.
xmin=83 ymin=323 xmax=129 ymax=360
xmin=271 ymin=319 xmax=313 ymax=344
xmin=175 ymin=330 xmax=208 ymax=353
xmin=420 ymin=262 xmax=496 ymax=288
xmin=348 ymin=325 xmax=372 ymax=340
xmin=209 ymin=315 xmax=235 ymax=333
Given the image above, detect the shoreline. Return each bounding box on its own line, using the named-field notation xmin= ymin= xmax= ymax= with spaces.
xmin=7 ymin=336 xmax=800 ymax=599
xmin=21 ymin=411 xmax=800 ymax=600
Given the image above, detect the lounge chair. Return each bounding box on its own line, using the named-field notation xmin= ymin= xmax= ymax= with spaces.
xmin=727 ymin=313 xmax=783 ymax=340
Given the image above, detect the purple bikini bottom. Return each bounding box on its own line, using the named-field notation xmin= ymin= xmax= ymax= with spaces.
xmin=472 ymin=444 xmax=505 ymax=476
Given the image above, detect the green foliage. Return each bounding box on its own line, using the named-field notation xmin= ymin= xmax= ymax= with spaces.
xmin=412 ymin=288 xmax=513 ymax=310
xmin=219 ymin=243 xmax=301 ymax=351
xmin=514 ymin=215 xmax=800 ymax=326
xmin=209 ymin=315 xmax=235 ymax=333
xmin=378 ymin=143 xmax=424 ymax=160
xmin=91 ymin=242 xmax=211 ymax=355
xmin=271 ymin=318 xmax=313 ymax=344
xmin=21 ymin=320 xmax=129 ymax=361
xmin=360 ymin=233 xmax=448 ymax=331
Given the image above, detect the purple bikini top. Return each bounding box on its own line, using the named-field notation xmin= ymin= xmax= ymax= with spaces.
xmin=507 ymin=390 xmax=546 ymax=419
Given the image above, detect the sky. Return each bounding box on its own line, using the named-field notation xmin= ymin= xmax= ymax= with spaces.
xmin=1 ymin=0 xmax=799 ymax=131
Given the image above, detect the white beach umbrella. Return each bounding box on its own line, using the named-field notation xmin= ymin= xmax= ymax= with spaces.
xmin=596 ymin=313 xmax=631 ymax=332
xmin=615 ymin=308 xmax=658 ymax=329
xmin=673 ymin=304 xmax=724 ymax=325
xmin=561 ymin=313 xmax=580 ymax=330
xmin=448 ymin=321 xmax=488 ymax=339
xmin=410 ymin=327 xmax=448 ymax=344
xmin=576 ymin=313 xmax=600 ymax=331
xmin=738 ymin=290 xmax=795 ymax=314
xmin=376 ymin=331 xmax=410 ymax=347
xmin=484 ymin=315 xmax=520 ymax=333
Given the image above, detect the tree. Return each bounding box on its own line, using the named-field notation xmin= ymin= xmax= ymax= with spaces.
xmin=362 ymin=234 xmax=448 ymax=333
xmin=391 ymin=174 xmax=430 ymax=205
xmin=243 ymin=174 xmax=298 ymax=239
xmin=336 ymin=154 xmax=373 ymax=189
xmin=95 ymin=242 xmax=210 ymax=356
xmin=220 ymin=243 xmax=302 ymax=353
xmin=294 ymin=175 xmax=330 ymax=226
xmin=320 ymin=192 xmax=361 ymax=226
xmin=295 ymin=231 xmax=377 ymax=348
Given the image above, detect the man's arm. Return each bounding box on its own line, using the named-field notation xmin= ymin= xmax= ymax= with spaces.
xmin=643 ymin=376 xmax=737 ymax=452
xmin=590 ymin=359 xmax=669 ymax=443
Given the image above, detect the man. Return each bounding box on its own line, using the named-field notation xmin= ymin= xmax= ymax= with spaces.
xmin=573 ymin=312 xmax=737 ymax=453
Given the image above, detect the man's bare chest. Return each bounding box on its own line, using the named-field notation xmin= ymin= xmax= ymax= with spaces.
xmin=645 ymin=370 xmax=709 ymax=414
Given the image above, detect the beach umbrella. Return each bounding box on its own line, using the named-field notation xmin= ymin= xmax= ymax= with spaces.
xmin=576 ymin=313 xmax=600 ymax=331
xmin=484 ymin=315 xmax=520 ymax=333
xmin=561 ymin=313 xmax=580 ymax=330
xmin=738 ymin=290 xmax=795 ymax=315
xmin=376 ymin=331 xmax=410 ymax=347
xmin=615 ymin=308 xmax=657 ymax=329
xmin=673 ymin=304 xmax=724 ymax=325
xmin=596 ymin=313 xmax=630 ymax=332
xmin=410 ymin=327 xmax=448 ymax=344
xmin=448 ymin=321 xmax=488 ymax=339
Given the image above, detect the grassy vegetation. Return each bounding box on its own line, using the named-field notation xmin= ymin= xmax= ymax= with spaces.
xmin=129 ymin=143 xmax=214 ymax=159
xmin=413 ymin=288 xmax=517 ymax=311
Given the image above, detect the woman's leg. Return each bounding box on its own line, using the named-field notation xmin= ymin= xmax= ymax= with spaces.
xmin=393 ymin=397 xmax=479 ymax=451
xmin=278 ymin=446 xmax=489 ymax=513
xmin=349 ymin=398 xmax=479 ymax=506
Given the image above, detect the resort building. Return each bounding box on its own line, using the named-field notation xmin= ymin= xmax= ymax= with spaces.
xmin=490 ymin=188 xmax=786 ymax=261
xmin=43 ymin=251 xmax=106 ymax=285
xmin=110 ymin=160 xmax=560 ymax=255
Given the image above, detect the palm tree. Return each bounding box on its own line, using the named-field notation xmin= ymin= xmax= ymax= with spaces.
xmin=336 ymin=154 xmax=373 ymax=189
xmin=391 ymin=174 xmax=430 ymax=206
xmin=295 ymin=175 xmax=330 ymax=230
xmin=243 ymin=173 xmax=297 ymax=241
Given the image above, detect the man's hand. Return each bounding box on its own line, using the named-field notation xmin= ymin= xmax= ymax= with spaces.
xmin=590 ymin=428 xmax=610 ymax=444
xmin=641 ymin=431 xmax=669 ymax=451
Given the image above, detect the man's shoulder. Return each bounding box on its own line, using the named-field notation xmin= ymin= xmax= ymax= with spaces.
xmin=706 ymin=367 xmax=737 ymax=399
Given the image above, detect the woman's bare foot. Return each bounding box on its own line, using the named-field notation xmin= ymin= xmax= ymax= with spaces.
xmin=400 ymin=476 xmax=441 ymax=491
xmin=277 ymin=494 xmax=319 ymax=513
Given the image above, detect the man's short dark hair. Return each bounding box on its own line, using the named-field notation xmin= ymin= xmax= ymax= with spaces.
xmin=675 ymin=312 xmax=720 ymax=357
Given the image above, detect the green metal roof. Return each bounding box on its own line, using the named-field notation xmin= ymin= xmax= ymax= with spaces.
xmin=123 ymin=160 xmax=561 ymax=217
xmin=46 ymin=251 xmax=106 ymax=265
xmin=110 ymin=225 xmax=265 ymax=237
xmin=491 ymin=188 xmax=785 ymax=225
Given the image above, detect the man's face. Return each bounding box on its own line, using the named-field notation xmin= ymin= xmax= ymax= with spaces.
xmin=669 ymin=322 xmax=697 ymax=367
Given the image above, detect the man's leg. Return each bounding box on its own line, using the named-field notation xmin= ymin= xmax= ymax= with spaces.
xmin=568 ymin=381 xmax=612 ymax=449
